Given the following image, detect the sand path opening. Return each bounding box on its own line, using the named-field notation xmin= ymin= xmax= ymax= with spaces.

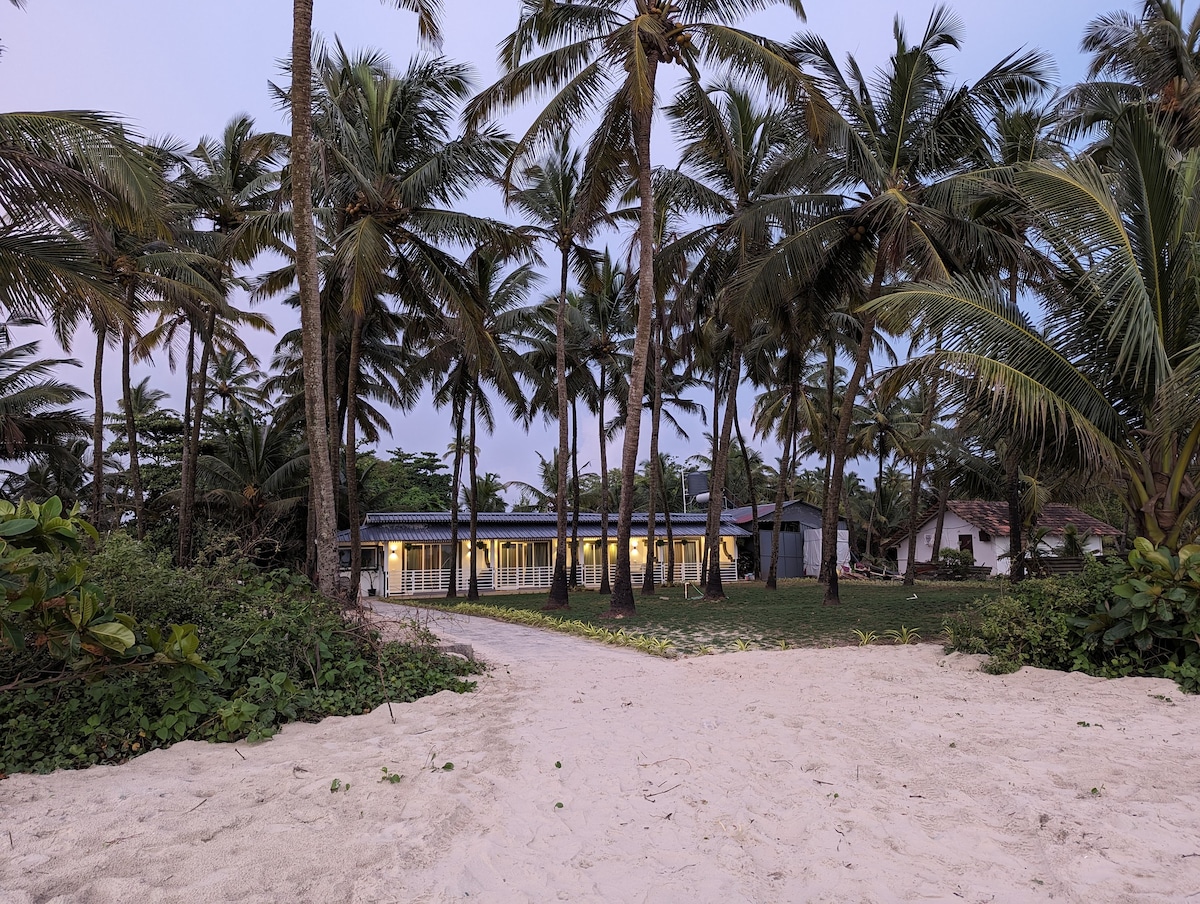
xmin=3 ymin=603 xmax=1199 ymax=903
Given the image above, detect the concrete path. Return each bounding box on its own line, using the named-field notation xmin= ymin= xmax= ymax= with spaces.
xmin=367 ymin=600 xmax=651 ymax=667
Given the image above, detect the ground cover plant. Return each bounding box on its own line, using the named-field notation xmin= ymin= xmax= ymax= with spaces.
xmin=423 ymin=579 xmax=999 ymax=656
xmin=0 ymin=534 xmax=481 ymax=775
xmin=946 ymin=548 xmax=1200 ymax=692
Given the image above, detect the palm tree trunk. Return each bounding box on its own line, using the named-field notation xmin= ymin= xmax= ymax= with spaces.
xmin=659 ymin=465 xmax=676 ymax=585
xmin=292 ymin=0 xmax=338 ymax=595
xmin=932 ymin=477 xmax=949 ymax=560
xmin=91 ymin=325 xmax=106 ymax=528
xmin=570 ymin=397 xmax=581 ymax=589
xmin=179 ymin=305 xmax=216 ymax=566
xmin=704 ymin=343 xmax=741 ymax=600
xmin=703 ymin=361 xmax=722 ymax=575
xmin=326 ymin=328 xmax=341 ymax=524
xmin=547 ymin=248 xmax=571 ymax=609
xmin=468 ymin=390 xmax=481 ymax=600
xmin=822 ymin=258 xmax=885 ymax=605
xmin=903 ymin=365 xmax=940 ymax=585
xmin=178 ymin=322 xmax=196 ymax=563
xmin=598 ymin=368 xmax=611 ymax=595
xmin=609 ymin=61 xmax=659 ymax=618
xmin=447 ymin=393 xmax=464 ymax=599
xmin=346 ymin=313 xmax=364 ymax=603
xmin=120 ymin=322 xmax=144 ymax=539
xmin=767 ymin=371 xmax=799 ymax=589
xmin=866 ymin=450 xmax=882 ymax=560
xmin=818 ymin=343 xmax=835 ymax=578
xmin=1006 ymin=445 xmax=1025 ymax=582
xmin=732 ymin=393 xmax=758 ymax=578
xmin=641 ymin=327 xmax=662 ymax=595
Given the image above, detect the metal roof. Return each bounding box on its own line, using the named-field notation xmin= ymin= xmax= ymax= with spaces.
xmin=724 ymin=499 xmax=830 ymax=525
xmin=339 ymin=511 xmax=748 ymax=544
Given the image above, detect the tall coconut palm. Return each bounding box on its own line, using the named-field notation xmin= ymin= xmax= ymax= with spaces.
xmin=408 ymin=248 xmax=536 ymax=599
xmin=1069 ymin=1 xmax=1200 ymax=150
xmin=470 ymin=0 xmax=807 ymax=616
xmin=175 ymin=115 xmax=282 ymax=562
xmin=877 ymin=99 xmax=1200 ymax=553
xmin=745 ymin=7 xmax=1050 ymax=603
xmin=575 ymin=253 xmax=635 ymax=594
xmin=505 ymin=133 xmax=624 ymax=608
xmin=662 ymin=78 xmax=818 ymax=598
xmin=288 ymin=0 xmax=441 ymax=594
xmin=310 ymin=45 xmax=515 ymax=597
xmin=0 ymin=110 xmax=159 ymax=316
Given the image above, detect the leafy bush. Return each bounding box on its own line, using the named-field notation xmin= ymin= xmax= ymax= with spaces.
xmin=942 ymin=547 xmax=1200 ymax=692
xmin=0 ymin=534 xmax=479 ymax=774
xmin=1072 ymin=539 xmax=1200 ymax=691
xmin=942 ymin=564 xmax=1112 ymax=674
xmin=0 ymin=497 xmax=206 ymax=681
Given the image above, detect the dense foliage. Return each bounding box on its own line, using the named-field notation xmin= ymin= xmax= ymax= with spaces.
xmin=0 ymin=535 xmax=480 ymax=775
xmin=946 ymin=545 xmax=1200 ymax=691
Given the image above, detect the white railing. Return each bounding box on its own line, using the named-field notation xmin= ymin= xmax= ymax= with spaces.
xmin=493 ymin=565 xmax=553 ymax=589
xmin=575 ymin=561 xmax=734 ymax=588
xmin=389 ymin=568 xmax=449 ymax=596
xmin=457 ymin=568 xmax=492 ymax=592
xmin=385 ymin=561 xmax=735 ymax=597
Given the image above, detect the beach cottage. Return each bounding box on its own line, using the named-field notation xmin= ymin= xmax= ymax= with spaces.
xmin=724 ymin=500 xmax=850 ymax=578
xmin=895 ymin=501 xmax=1121 ymax=577
xmin=338 ymin=511 xmax=749 ymax=597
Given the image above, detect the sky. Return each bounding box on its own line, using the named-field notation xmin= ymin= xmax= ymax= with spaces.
xmin=0 ymin=0 xmax=1109 ymax=500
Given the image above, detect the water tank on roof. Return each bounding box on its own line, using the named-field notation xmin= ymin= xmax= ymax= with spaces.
xmin=685 ymin=472 xmax=709 ymax=498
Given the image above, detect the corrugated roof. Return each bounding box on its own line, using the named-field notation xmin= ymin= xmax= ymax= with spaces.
xmin=943 ymin=501 xmax=1122 ymax=537
xmin=725 ymin=499 xmax=831 ymax=526
xmin=341 ymin=511 xmax=747 ymax=544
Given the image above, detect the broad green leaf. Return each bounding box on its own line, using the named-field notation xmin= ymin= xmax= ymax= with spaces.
xmin=86 ymin=621 xmax=136 ymax=653
xmin=0 ymin=518 xmax=39 ymax=537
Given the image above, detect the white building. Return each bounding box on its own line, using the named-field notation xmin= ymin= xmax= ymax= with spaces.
xmin=896 ymin=501 xmax=1121 ymax=577
xmin=337 ymin=511 xmax=749 ymax=597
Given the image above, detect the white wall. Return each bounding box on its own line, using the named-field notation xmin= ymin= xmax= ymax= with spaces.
xmin=897 ymin=516 xmax=1107 ymax=577
xmin=802 ymin=529 xmax=851 ymax=577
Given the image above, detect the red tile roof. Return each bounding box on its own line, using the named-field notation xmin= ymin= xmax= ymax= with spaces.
xmin=944 ymin=501 xmax=1122 ymax=537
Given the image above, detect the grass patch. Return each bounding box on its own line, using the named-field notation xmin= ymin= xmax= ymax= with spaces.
xmin=422 ymin=578 xmax=1000 ymax=656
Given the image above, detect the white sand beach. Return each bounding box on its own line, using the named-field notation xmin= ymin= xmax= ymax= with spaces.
xmin=3 ymin=605 xmax=1199 ymax=903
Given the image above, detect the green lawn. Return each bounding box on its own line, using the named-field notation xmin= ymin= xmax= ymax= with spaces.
xmin=421 ymin=578 xmax=1001 ymax=655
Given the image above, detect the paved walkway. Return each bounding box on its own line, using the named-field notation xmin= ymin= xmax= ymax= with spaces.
xmin=367 ymin=600 xmax=651 ymax=667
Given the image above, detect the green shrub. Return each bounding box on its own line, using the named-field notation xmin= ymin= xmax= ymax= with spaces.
xmin=1072 ymin=540 xmax=1200 ymax=691
xmin=0 ymin=535 xmax=480 ymax=774
xmin=942 ymin=564 xmax=1111 ymax=674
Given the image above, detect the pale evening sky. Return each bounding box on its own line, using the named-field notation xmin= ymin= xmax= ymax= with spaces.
xmin=0 ymin=0 xmax=1110 ymax=498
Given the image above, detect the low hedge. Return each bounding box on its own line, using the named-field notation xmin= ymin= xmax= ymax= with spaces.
xmin=0 ymin=535 xmax=480 ymax=774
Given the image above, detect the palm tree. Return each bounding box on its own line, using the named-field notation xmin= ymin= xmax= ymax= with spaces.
xmin=1071 ymin=1 xmax=1200 ymax=150
xmin=574 ymin=253 xmax=635 ymax=594
xmin=878 ymin=99 xmax=1200 ymax=553
xmin=309 ymin=45 xmax=516 ymax=597
xmin=745 ymin=8 xmax=1050 ymax=603
xmin=0 ymin=110 xmax=159 ymax=317
xmin=199 ymin=409 xmax=309 ymax=561
xmin=175 ymin=115 xmax=282 ymax=562
xmin=408 ymin=247 xmax=536 ymax=598
xmin=663 ymin=78 xmax=817 ymax=598
xmin=208 ymin=351 xmax=268 ymax=414
xmin=288 ymin=0 xmax=441 ymax=594
xmin=506 ymin=134 xmax=623 ymax=608
xmin=470 ymin=0 xmax=807 ymax=616
xmin=0 ymin=337 xmax=88 ymax=468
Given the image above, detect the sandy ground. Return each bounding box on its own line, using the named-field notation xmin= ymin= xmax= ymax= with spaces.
xmin=3 ymin=603 xmax=1200 ymax=904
